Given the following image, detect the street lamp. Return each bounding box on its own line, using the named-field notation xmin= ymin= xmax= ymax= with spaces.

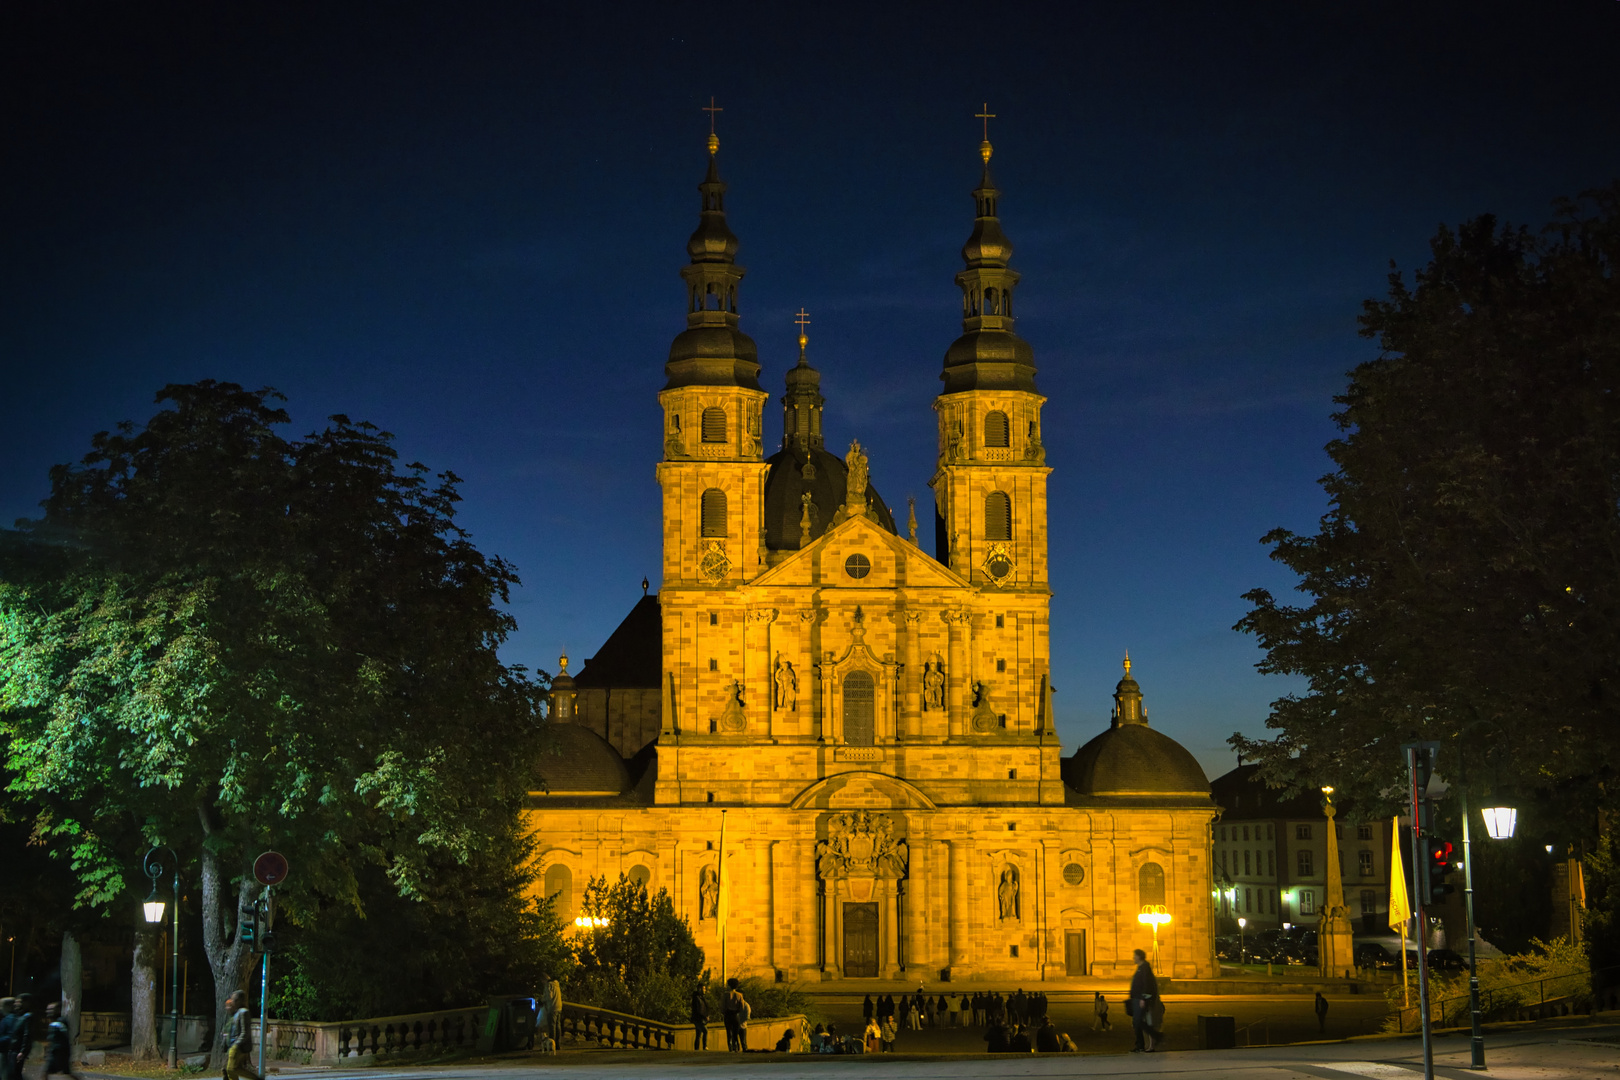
xmin=1481 ymin=807 xmax=1517 ymax=840
xmin=1137 ymin=905 xmax=1172 ymax=973
xmin=1457 ymin=787 xmax=1518 ymax=1072
xmin=142 ymin=848 xmax=181 ymax=1070
xmin=1237 ymin=917 xmax=1247 ymax=964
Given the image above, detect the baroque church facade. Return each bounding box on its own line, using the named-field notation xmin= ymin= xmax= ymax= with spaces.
xmin=525 ymin=126 xmax=1220 ymax=983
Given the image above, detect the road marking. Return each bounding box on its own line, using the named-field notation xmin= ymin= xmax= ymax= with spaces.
xmin=1307 ymin=1064 xmax=1420 ymax=1079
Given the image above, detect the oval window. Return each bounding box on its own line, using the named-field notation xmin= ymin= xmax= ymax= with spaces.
xmin=1062 ymin=863 xmax=1086 ymax=886
xmin=988 ymin=556 xmax=1012 ymax=579
xmin=844 ymin=554 xmax=871 ymax=579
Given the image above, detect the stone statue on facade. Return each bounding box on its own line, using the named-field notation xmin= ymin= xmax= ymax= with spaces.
xmin=971 ymin=680 xmax=1000 ymax=732
xmin=799 ymin=492 xmax=815 ymax=546
xmin=922 ymin=660 xmax=946 ymax=711
xmin=773 ymin=654 xmax=798 ymax=711
xmin=844 ymin=439 xmax=869 ymax=511
xmin=717 ymin=679 xmax=746 ymax=733
xmin=815 ymin=810 xmax=908 ymax=880
xmin=699 ymin=865 xmax=719 ymax=920
xmin=998 ymin=866 xmax=1020 ymax=921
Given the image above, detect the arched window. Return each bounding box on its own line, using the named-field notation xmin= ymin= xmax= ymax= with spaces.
xmin=701 ymin=407 xmax=727 ymax=443
xmin=627 ymin=865 xmax=651 ymax=890
xmin=843 ymin=671 xmax=875 ymax=746
xmin=984 ymin=490 xmax=1011 ymax=540
xmin=1138 ymin=862 xmax=1166 ymax=907
xmin=544 ymin=863 xmax=574 ymax=924
xmin=984 ymin=410 xmax=1009 ymax=447
xmin=700 ymin=488 xmax=727 ymax=538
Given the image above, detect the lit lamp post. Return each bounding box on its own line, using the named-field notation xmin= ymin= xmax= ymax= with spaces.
xmin=1137 ymin=905 xmax=1171 ymax=973
xmin=1459 ymin=802 xmax=1516 ymax=1071
xmin=1237 ymin=917 xmax=1247 ymax=965
xmin=141 ymin=848 xmax=181 ymax=1070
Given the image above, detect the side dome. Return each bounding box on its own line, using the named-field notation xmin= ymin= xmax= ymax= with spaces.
xmin=762 ymin=445 xmax=897 ymax=550
xmin=1061 ymin=658 xmax=1211 ymax=798
xmin=534 ymin=724 xmax=630 ymax=796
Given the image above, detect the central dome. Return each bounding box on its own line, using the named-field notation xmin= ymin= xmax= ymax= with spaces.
xmin=763 ymin=445 xmax=897 ymax=550
xmin=1061 ymin=659 xmax=1212 ymax=800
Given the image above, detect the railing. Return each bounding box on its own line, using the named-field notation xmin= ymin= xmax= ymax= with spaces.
xmin=251 ymin=1005 xmax=486 ymax=1065
xmin=1394 ymin=966 xmax=1620 ymax=1032
xmin=559 ymin=1004 xmax=810 ymax=1053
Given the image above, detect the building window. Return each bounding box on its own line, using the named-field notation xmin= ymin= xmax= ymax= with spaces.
xmin=709 ymin=612 xmax=718 ymax=625
xmin=1218 ymin=851 xmax=1226 ymax=875
xmin=701 ymin=407 xmax=727 ymax=443
xmin=1299 ymin=889 xmax=1316 ymax=915
xmin=1245 ymin=888 xmax=1252 ymax=912
xmin=1357 ymin=824 xmax=1373 ymax=841
xmin=1359 ymin=850 xmax=1374 ymax=876
xmin=701 ymin=488 xmax=727 ymax=537
xmin=627 ymin=865 xmax=651 ymax=889
xmin=844 ymin=553 xmax=871 ymax=579
xmin=843 ymin=670 xmax=875 ymax=746
xmin=1296 ymin=824 xmax=1312 ymax=840
xmin=1243 ymin=851 xmax=1252 ymax=876
xmin=1138 ymin=862 xmax=1166 ymax=906
xmin=984 ymin=410 xmax=1010 ymax=447
xmin=1298 ymin=850 xmax=1314 ymax=877
xmin=996 ymin=614 xmax=1005 ymax=628
xmin=1220 ymin=827 xmax=1226 ymax=842
xmin=1267 ymin=824 xmax=1274 ymax=840
xmin=1267 ymin=850 xmax=1275 ymax=876
xmin=985 ymin=491 xmax=1012 ymax=540
xmin=1009 ymin=944 xmax=1019 ymax=958
xmin=1242 ymin=826 xmax=1250 ymax=841
xmin=544 ymin=864 xmax=573 ymax=924
xmin=996 ymin=658 xmax=1006 ymax=673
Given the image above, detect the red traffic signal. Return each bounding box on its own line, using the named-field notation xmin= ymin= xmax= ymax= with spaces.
xmin=1424 ymin=838 xmax=1456 ymax=904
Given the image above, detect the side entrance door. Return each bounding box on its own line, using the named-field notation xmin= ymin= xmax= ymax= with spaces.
xmin=1065 ymin=930 xmax=1087 ymax=976
xmin=843 ymin=902 xmax=879 ymax=977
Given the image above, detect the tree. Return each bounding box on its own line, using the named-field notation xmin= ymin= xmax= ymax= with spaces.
xmin=1234 ymin=183 xmax=1620 ymax=830
xmin=0 ymin=382 xmax=546 ymax=1062
xmin=568 ymin=874 xmax=703 ymax=1022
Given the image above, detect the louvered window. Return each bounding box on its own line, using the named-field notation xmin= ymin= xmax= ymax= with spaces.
xmin=985 ymin=490 xmax=1011 ymax=540
xmin=843 ymin=671 xmax=875 ymax=746
xmin=984 ymin=410 xmax=1009 ymax=447
xmin=701 ymin=407 xmax=727 ymax=443
xmin=700 ymin=488 xmax=727 ymax=537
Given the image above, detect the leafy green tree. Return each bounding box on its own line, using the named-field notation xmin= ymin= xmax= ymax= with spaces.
xmin=568 ymin=874 xmax=703 ymax=1022
xmin=0 ymin=382 xmax=545 ymax=1061
xmin=1234 ymin=183 xmax=1620 ymax=830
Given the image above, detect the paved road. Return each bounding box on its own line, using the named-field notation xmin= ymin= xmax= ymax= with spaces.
xmin=137 ymin=1020 xmax=1617 ymax=1080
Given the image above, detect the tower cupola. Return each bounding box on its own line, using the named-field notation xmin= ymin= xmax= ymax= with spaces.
xmin=1111 ymin=654 xmax=1146 ymax=727
xmin=781 ymin=309 xmax=824 ymax=452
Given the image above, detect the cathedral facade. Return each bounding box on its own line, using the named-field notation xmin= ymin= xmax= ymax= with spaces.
xmin=525 ymin=128 xmax=1219 ymax=983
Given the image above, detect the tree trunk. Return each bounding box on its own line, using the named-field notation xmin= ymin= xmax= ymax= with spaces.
xmin=131 ymin=922 xmax=159 ymax=1060
xmin=198 ymin=812 xmax=260 ymax=1070
xmin=60 ymin=930 xmax=82 ymax=1061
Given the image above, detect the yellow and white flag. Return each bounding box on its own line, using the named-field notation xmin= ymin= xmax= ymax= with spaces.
xmin=1389 ymin=815 xmax=1412 ymax=932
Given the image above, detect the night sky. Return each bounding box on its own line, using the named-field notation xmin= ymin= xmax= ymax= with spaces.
xmin=5 ymin=3 xmax=1619 ymax=777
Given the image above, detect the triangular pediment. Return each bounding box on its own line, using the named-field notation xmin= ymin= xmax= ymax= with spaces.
xmin=751 ymin=511 xmax=970 ymax=590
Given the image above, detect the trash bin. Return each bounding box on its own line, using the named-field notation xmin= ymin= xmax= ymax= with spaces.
xmin=1197 ymin=1014 xmax=1236 ymax=1050
xmin=479 ymin=995 xmax=540 ymax=1053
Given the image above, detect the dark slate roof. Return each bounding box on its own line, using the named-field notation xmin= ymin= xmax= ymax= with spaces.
xmin=762 ymin=445 xmax=898 ymax=551
xmin=574 ymin=595 xmax=661 ymax=691
xmin=1062 ymin=723 xmax=1212 ymax=799
xmin=533 ymin=723 xmax=630 ymax=795
xmin=1209 ymin=763 xmax=1322 ymax=818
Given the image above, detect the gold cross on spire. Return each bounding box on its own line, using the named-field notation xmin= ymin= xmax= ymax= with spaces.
xmin=795 ymin=308 xmax=811 ymax=353
xmin=703 ymin=96 xmax=723 ymax=154
xmin=976 ymin=101 xmax=996 ymax=164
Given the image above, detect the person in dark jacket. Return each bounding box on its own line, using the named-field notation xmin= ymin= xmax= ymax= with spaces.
xmin=43 ymin=1003 xmax=80 ymax=1079
xmin=1009 ymin=1025 xmax=1033 ymax=1053
xmin=0 ymin=997 xmax=19 ymax=1080
xmin=1315 ymin=991 xmax=1329 ymax=1033
xmin=861 ymin=994 xmax=874 ymax=1022
xmin=1034 ymin=1018 xmax=1060 ymax=1053
xmin=1129 ymin=949 xmax=1161 ymax=1052
xmin=10 ymin=997 xmax=36 ymax=1080
xmin=222 ymin=990 xmax=255 ymax=1079
xmin=983 ymin=1021 xmax=1009 ymax=1053
xmin=690 ymin=985 xmax=709 ymax=1050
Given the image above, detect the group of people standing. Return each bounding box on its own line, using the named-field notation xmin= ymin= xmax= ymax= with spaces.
xmin=857 ymin=987 xmax=1056 ymax=1032
xmin=0 ymin=996 xmax=81 ymax=1080
xmin=688 ymin=978 xmax=751 ymax=1052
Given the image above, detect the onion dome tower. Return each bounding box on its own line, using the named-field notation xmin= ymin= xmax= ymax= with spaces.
xmin=929 ymin=113 xmax=1050 ymax=590
xmin=656 ymin=115 xmax=772 ymax=586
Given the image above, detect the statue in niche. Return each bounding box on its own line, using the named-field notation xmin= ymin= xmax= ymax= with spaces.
xmin=998 ymin=865 xmax=1020 ymax=921
xmin=844 ymin=439 xmax=869 ymax=508
xmin=971 ymin=680 xmax=1000 ymax=732
xmin=922 ymin=660 xmax=946 ymax=711
xmin=699 ymin=865 xmax=719 ymax=920
xmin=773 ymin=654 xmax=798 ymax=711
xmin=717 ymin=679 xmax=746 ymax=733
xmin=665 ymin=412 xmax=687 ymax=459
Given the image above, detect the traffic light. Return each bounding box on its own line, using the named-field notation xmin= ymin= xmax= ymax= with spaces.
xmin=239 ymin=906 xmax=258 ymax=947
xmin=1424 ymin=838 xmax=1456 ymax=904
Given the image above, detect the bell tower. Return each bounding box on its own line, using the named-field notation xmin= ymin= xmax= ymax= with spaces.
xmin=655 ymin=117 xmax=771 ymax=587
xmin=929 ymin=118 xmax=1051 ymax=592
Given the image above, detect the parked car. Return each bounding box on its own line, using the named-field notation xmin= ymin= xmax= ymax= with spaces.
xmin=1354 ymin=942 xmax=1398 ymax=969
xmin=1425 ymin=948 xmax=1470 ymax=971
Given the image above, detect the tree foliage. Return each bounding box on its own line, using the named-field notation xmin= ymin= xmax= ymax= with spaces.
xmin=1235 ymin=183 xmax=1620 ymax=831
xmin=567 ymin=874 xmax=703 ymax=1022
xmin=0 ymin=382 xmax=546 ymax=1054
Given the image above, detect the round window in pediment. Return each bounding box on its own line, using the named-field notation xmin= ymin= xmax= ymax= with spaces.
xmin=845 ymin=553 xmax=871 ymax=579
xmin=1062 ymin=862 xmax=1086 ymax=886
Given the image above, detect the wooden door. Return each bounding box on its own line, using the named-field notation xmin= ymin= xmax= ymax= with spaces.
xmin=1065 ymin=930 xmax=1087 ymax=976
xmin=843 ymin=901 xmax=879 ymax=977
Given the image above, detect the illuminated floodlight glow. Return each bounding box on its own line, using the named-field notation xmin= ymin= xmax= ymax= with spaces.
xmin=1481 ymin=806 xmax=1517 ymax=840
xmin=1137 ymin=905 xmax=1172 ymax=926
xmin=572 ymin=915 xmax=611 ymax=928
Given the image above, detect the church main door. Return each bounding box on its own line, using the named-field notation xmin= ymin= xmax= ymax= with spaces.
xmin=843 ymin=902 xmax=879 ymax=977
xmin=1065 ymin=930 xmax=1087 ymax=976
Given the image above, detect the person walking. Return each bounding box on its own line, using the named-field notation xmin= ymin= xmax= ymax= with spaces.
xmin=1315 ymin=991 xmax=1329 ymax=1034
xmin=1092 ymin=991 xmax=1111 ymax=1032
xmin=724 ymin=978 xmax=749 ymax=1052
xmin=222 ymin=991 xmax=256 ymax=1080
xmin=880 ymin=1014 xmax=898 ymax=1053
xmin=42 ymin=1003 xmax=80 ymax=1080
xmin=0 ymin=998 xmax=19 ymax=1080
xmin=690 ymin=984 xmax=709 ymax=1051
xmin=542 ymin=973 xmax=563 ymax=1052
xmin=1129 ymin=949 xmax=1161 ymax=1053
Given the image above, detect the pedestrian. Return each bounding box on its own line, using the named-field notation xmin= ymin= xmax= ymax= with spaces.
xmin=862 ymin=994 xmax=874 ymax=1023
xmin=924 ymin=993 xmax=936 ymax=1027
xmin=774 ymin=1028 xmax=794 ymax=1053
xmin=543 ymin=973 xmax=563 ymax=1051
xmin=690 ymin=983 xmax=709 ymax=1051
xmin=221 ymin=990 xmax=256 ymax=1080
xmin=1009 ymin=1023 xmax=1033 ymax=1053
xmin=1129 ymin=948 xmax=1161 ymax=1053
xmin=1315 ymin=991 xmax=1329 ymax=1034
xmin=42 ymin=1004 xmax=80 ymax=1080
xmin=1092 ymin=991 xmax=1111 ymax=1032
xmin=983 ymin=1020 xmax=1009 ymax=1053
xmin=10 ymin=996 xmax=35 ymax=1080
xmin=1058 ymin=1032 xmax=1078 ymax=1052
xmin=945 ymin=993 xmax=958 ymax=1027
xmin=880 ymin=1014 xmax=897 ymax=1052
xmin=1035 ymin=1017 xmax=1060 ymax=1053
xmin=862 ymin=1016 xmax=880 ymax=1054
xmin=725 ymin=978 xmax=749 ymax=1052
xmin=0 ymin=998 xmax=18 ymax=1080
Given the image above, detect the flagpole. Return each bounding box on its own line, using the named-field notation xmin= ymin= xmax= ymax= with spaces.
xmin=718 ymin=809 xmax=728 ymax=984
xmin=1389 ymin=814 xmax=1412 ymax=1009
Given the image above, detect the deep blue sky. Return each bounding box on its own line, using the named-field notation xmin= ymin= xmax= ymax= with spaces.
xmin=5 ymin=2 xmax=1618 ymax=777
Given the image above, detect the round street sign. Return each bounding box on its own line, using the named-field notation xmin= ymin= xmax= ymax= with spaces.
xmin=253 ymin=851 xmax=289 ymax=886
